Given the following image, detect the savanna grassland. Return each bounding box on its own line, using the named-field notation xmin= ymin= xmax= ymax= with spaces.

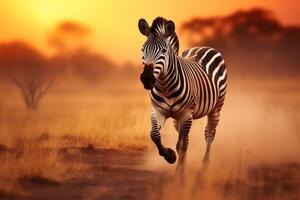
xmin=0 ymin=76 xmax=299 ymax=200
xmin=0 ymin=77 xmax=153 ymax=199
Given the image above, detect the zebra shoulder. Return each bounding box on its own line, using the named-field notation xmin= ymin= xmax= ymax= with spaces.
xmin=181 ymin=47 xmax=211 ymax=60
xmin=182 ymin=47 xmax=199 ymax=59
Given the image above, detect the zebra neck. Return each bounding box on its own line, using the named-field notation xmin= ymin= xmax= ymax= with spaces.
xmin=169 ymin=34 xmax=179 ymax=55
xmin=156 ymin=51 xmax=181 ymax=94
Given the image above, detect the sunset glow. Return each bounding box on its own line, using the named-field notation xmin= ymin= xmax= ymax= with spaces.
xmin=1 ymin=0 xmax=299 ymax=64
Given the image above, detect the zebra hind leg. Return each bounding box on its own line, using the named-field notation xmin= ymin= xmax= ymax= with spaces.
xmin=203 ymin=110 xmax=220 ymax=166
xmin=203 ymin=128 xmax=216 ymax=165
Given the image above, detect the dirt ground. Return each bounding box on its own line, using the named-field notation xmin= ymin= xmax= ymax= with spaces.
xmin=0 ymin=146 xmax=158 ymax=200
xmin=1 ymin=146 xmax=299 ymax=200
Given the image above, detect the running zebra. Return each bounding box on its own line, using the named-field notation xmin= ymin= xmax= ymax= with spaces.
xmin=138 ymin=17 xmax=227 ymax=170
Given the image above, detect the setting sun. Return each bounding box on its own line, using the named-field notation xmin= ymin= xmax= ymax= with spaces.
xmin=26 ymin=1 xmax=81 ymax=26
xmin=1 ymin=0 xmax=299 ymax=64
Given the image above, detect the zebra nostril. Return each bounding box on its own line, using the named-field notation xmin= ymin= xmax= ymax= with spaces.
xmin=142 ymin=61 xmax=154 ymax=71
xmin=144 ymin=63 xmax=154 ymax=69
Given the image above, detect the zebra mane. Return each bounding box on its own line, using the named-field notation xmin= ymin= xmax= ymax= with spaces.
xmin=150 ymin=17 xmax=180 ymax=55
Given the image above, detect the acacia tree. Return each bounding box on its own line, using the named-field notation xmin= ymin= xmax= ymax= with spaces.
xmin=48 ymin=21 xmax=90 ymax=54
xmin=48 ymin=21 xmax=115 ymax=83
xmin=0 ymin=41 xmax=55 ymax=110
xmin=70 ymin=48 xmax=115 ymax=83
xmin=181 ymin=8 xmax=300 ymax=78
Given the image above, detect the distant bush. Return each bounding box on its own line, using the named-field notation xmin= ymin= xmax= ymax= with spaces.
xmin=181 ymin=8 xmax=300 ymax=78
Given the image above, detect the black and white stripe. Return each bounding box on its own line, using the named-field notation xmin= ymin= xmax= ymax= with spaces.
xmin=139 ymin=17 xmax=227 ymax=169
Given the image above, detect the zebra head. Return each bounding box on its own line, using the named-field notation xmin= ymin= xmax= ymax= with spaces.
xmin=138 ymin=17 xmax=177 ymax=90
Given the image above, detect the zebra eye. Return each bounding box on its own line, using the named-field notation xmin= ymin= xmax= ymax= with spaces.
xmin=161 ymin=48 xmax=167 ymax=54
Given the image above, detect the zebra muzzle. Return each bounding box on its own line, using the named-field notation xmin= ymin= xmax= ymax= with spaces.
xmin=140 ymin=65 xmax=156 ymax=90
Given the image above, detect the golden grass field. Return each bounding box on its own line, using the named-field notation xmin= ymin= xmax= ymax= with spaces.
xmin=0 ymin=77 xmax=299 ymax=200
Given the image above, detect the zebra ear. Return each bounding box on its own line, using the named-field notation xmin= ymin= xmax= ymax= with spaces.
xmin=138 ymin=18 xmax=150 ymax=36
xmin=165 ymin=20 xmax=175 ymax=37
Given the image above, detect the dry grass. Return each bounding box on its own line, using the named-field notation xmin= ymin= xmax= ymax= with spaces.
xmin=0 ymin=78 xmax=151 ymax=196
xmin=0 ymin=78 xmax=299 ymax=199
xmin=0 ymin=81 xmax=150 ymax=149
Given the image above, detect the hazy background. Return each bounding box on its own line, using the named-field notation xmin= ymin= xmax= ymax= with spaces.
xmin=0 ymin=1 xmax=299 ymax=200
xmin=1 ymin=0 xmax=300 ymax=63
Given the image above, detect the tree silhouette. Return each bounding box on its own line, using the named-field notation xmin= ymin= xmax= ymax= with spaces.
xmin=0 ymin=41 xmax=55 ymax=110
xmin=48 ymin=21 xmax=90 ymax=54
xmin=48 ymin=21 xmax=115 ymax=83
xmin=181 ymin=8 xmax=300 ymax=78
xmin=70 ymin=48 xmax=115 ymax=83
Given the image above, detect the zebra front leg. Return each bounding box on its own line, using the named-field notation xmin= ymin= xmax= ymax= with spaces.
xmin=151 ymin=111 xmax=176 ymax=164
xmin=176 ymin=118 xmax=192 ymax=172
xmin=203 ymin=110 xmax=220 ymax=165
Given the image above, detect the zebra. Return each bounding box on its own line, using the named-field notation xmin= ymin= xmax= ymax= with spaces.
xmin=138 ymin=17 xmax=227 ymax=171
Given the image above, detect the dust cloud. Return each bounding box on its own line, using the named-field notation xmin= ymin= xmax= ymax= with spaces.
xmin=143 ymin=79 xmax=300 ymax=200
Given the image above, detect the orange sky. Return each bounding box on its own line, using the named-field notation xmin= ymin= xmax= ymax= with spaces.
xmin=0 ymin=0 xmax=299 ymax=64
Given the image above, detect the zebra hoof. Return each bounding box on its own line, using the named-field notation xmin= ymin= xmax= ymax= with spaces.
xmin=163 ymin=148 xmax=176 ymax=164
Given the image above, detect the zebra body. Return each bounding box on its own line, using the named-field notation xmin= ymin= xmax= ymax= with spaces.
xmin=151 ymin=47 xmax=226 ymax=122
xmin=139 ymin=17 xmax=227 ymax=170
